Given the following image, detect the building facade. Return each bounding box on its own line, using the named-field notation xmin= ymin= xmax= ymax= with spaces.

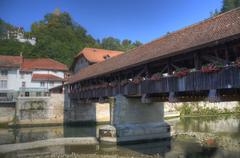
xmin=0 ymin=55 xmax=68 ymax=101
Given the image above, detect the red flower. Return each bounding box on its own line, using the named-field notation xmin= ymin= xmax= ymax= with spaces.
xmin=201 ymin=64 xmax=220 ymax=73
xmin=174 ymin=68 xmax=189 ymax=77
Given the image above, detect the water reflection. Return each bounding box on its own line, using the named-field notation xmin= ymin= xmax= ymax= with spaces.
xmin=0 ymin=115 xmax=240 ymax=158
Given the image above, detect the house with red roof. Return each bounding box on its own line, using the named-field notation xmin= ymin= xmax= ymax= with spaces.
xmin=0 ymin=55 xmax=68 ymax=100
xmin=70 ymin=48 xmax=123 ymax=74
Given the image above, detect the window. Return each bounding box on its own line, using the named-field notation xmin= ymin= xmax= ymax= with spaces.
xmin=0 ymin=70 xmax=8 ymax=77
xmin=36 ymin=92 xmax=41 ymax=97
xmin=25 ymin=92 xmax=29 ymax=97
xmin=22 ymin=81 xmax=26 ymax=88
xmin=103 ymin=55 xmax=110 ymax=60
xmin=0 ymin=80 xmax=7 ymax=89
xmin=0 ymin=93 xmax=7 ymax=97
xmin=40 ymin=82 xmax=45 ymax=87
xmin=20 ymin=73 xmax=24 ymax=79
xmin=44 ymin=92 xmax=49 ymax=96
xmin=49 ymin=81 xmax=54 ymax=87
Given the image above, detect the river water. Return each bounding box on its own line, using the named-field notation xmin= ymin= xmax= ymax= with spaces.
xmin=0 ymin=115 xmax=240 ymax=158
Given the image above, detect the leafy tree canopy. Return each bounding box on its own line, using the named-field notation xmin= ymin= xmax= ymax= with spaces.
xmin=210 ymin=0 xmax=240 ymax=17
xmin=221 ymin=0 xmax=240 ymax=12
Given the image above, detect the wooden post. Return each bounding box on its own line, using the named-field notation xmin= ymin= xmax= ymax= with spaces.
xmin=224 ymin=47 xmax=229 ymax=64
xmin=194 ymin=53 xmax=201 ymax=70
xmin=167 ymin=59 xmax=173 ymax=75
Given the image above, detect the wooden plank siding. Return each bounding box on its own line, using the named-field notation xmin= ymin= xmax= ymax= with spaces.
xmin=69 ymin=67 xmax=240 ymax=100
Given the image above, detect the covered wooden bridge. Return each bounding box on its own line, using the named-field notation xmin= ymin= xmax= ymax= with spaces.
xmin=68 ymin=8 xmax=240 ymax=102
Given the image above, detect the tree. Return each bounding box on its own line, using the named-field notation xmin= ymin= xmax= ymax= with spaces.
xmin=211 ymin=0 xmax=240 ymax=17
xmin=101 ymin=37 xmax=122 ymax=51
xmin=0 ymin=19 xmax=16 ymax=39
xmin=30 ymin=9 xmax=98 ymax=65
xmin=100 ymin=37 xmax=142 ymax=51
xmin=0 ymin=39 xmax=33 ymax=56
xmin=221 ymin=0 xmax=240 ymax=13
xmin=132 ymin=40 xmax=142 ymax=47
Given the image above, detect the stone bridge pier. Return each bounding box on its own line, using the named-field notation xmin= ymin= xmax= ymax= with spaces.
xmin=99 ymin=95 xmax=171 ymax=143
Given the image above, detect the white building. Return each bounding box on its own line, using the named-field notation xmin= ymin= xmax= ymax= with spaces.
xmin=7 ymin=27 xmax=36 ymax=45
xmin=0 ymin=55 xmax=68 ymax=101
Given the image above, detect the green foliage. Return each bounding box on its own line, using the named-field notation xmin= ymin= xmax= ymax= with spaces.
xmin=101 ymin=37 xmax=142 ymax=52
xmin=234 ymin=102 xmax=240 ymax=113
xmin=0 ymin=19 xmax=16 ymax=39
xmin=101 ymin=37 xmax=122 ymax=51
xmin=179 ymin=103 xmax=192 ymax=115
xmin=177 ymin=102 xmax=239 ymax=116
xmin=210 ymin=0 xmax=240 ymax=17
xmin=0 ymin=39 xmax=34 ymax=56
xmin=221 ymin=0 xmax=240 ymax=13
xmin=30 ymin=11 xmax=98 ymax=65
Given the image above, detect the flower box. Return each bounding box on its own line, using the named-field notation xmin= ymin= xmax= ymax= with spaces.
xmin=150 ymin=72 xmax=162 ymax=80
xmin=235 ymin=58 xmax=240 ymax=68
xmin=174 ymin=68 xmax=190 ymax=78
xmin=120 ymin=79 xmax=129 ymax=86
xmin=201 ymin=64 xmax=221 ymax=73
xmin=109 ymin=81 xmax=118 ymax=88
xmin=132 ymin=76 xmax=142 ymax=84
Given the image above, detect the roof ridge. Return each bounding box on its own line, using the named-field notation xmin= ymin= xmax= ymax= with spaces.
xmin=84 ymin=47 xmax=123 ymax=52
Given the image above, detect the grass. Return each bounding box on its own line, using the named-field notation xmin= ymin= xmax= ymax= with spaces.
xmin=0 ymin=122 xmax=8 ymax=128
xmin=176 ymin=102 xmax=240 ymax=117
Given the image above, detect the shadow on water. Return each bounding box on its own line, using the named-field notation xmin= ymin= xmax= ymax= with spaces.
xmin=63 ymin=123 xmax=97 ymax=138
xmin=114 ymin=139 xmax=172 ymax=156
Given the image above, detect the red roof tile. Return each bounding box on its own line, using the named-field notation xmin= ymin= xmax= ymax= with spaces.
xmin=21 ymin=58 xmax=68 ymax=72
xmin=75 ymin=48 xmax=123 ymax=63
xmin=0 ymin=55 xmax=23 ymax=68
xmin=68 ymin=8 xmax=240 ymax=84
xmin=32 ymin=74 xmax=64 ymax=81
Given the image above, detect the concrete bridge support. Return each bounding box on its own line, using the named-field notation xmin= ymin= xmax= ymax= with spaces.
xmin=64 ymin=100 xmax=110 ymax=124
xmin=99 ymin=95 xmax=170 ymax=143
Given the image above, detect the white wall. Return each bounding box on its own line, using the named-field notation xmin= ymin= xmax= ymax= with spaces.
xmin=2 ymin=68 xmax=65 ymax=92
xmin=19 ymin=70 xmax=65 ymax=90
xmin=6 ymin=69 xmax=21 ymax=91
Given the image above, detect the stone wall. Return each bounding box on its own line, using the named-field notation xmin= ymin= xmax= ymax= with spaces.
xmin=15 ymin=93 xmax=64 ymax=126
xmin=64 ymin=100 xmax=110 ymax=124
xmin=113 ymin=95 xmax=164 ymax=125
xmin=0 ymin=106 xmax=15 ymax=125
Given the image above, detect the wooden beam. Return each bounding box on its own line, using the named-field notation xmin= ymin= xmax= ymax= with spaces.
xmin=194 ymin=53 xmax=201 ymax=70
xmin=201 ymin=55 xmax=226 ymax=64
xmin=167 ymin=59 xmax=173 ymax=75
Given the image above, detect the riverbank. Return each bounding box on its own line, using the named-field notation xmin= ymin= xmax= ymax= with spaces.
xmin=21 ymin=153 xmax=164 ymax=158
xmin=0 ymin=137 xmax=98 ymax=153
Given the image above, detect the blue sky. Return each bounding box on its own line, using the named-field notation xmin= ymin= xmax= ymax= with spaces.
xmin=0 ymin=0 xmax=222 ymax=43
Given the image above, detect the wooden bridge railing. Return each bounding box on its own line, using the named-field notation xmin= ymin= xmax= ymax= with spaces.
xmin=69 ymin=67 xmax=240 ymax=100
